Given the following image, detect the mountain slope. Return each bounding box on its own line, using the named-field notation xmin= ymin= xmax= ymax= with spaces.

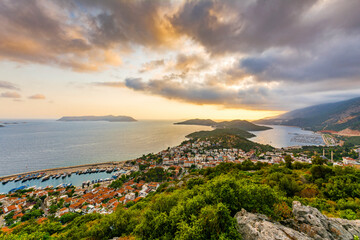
xmin=255 ymin=97 xmax=360 ymax=133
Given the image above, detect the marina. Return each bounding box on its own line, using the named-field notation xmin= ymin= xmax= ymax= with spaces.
xmin=0 ymin=165 xmax=128 ymax=194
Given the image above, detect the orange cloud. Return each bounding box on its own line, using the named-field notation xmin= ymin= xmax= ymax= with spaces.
xmin=1 ymin=91 xmax=21 ymax=98
xmin=28 ymin=94 xmax=46 ymax=100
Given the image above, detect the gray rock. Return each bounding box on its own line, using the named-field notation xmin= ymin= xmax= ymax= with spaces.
xmin=235 ymin=209 xmax=312 ymax=240
xmin=290 ymin=201 xmax=360 ymax=240
xmin=235 ymin=201 xmax=360 ymax=240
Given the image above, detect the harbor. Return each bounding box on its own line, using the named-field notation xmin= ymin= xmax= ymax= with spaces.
xmin=0 ymin=162 xmax=129 ymax=194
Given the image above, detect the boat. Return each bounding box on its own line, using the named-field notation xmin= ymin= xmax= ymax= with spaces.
xmin=41 ymin=175 xmax=50 ymax=182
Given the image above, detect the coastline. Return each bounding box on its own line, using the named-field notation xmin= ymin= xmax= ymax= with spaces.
xmin=0 ymin=161 xmax=126 ymax=182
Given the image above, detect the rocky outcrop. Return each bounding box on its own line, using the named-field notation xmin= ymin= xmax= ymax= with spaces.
xmin=235 ymin=208 xmax=312 ymax=240
xmin=235 ymin=201 xmax=360 ymax=240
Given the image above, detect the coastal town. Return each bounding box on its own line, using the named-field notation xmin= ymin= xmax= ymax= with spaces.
xmin=1 ymin=137 xmax=360 ymax=231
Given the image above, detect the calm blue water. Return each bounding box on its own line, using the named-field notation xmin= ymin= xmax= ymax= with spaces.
xmin=249 ymin=125 xmax=325 ymax=148
xmin=0 ymin=171 xmax=123 ymax=194
xmin=0 ymin=120 xmax=210 ymax=177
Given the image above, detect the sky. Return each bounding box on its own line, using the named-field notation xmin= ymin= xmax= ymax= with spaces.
xmin=0 ymin=0 xmax=359 ymax=120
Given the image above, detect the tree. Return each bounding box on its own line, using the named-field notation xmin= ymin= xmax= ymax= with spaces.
xmin=284 ymin=155 xmax=293 ymax=169
xmin=60 ymin=212 xmax=79 ymax=224
xmin=312 ymin=155 xmax=326 ymax=165
xmin=108 ymin=179 xmax=123 ymax=189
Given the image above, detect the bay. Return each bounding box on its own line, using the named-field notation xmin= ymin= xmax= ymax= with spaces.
xmin=0 ymin=120 xmax=210 ymax=177
xmin=249 ymin=125 xmax=325 ymax=148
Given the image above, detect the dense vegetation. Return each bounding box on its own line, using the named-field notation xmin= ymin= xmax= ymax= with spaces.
xmin=339 ymin=136 xmax=360 ymax=146
xmin=186 ymin=130 xmax=273 ymax=152
xmin=186 ymin=128 xmax=255 ymax=139
xmin=2 ymin=159 xmax=359 ymax=240
xmin=287 ymin=145 xmax=359 ymax=161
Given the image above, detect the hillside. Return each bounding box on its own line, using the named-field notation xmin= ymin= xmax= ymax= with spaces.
xmin=58 ymin=115 xmax=137 ymax=122
xmin=186 ymin=128 xmax=273 ymax=152
xmin=2 ymin=162 xmax=360 ymax=239
xmin=256 ymin=97 xmax=360 ymax=135
xmin=186 ymin=128 xmax=255 ymax=139
xmin=175 ymin=119 xmax=271 ymax=131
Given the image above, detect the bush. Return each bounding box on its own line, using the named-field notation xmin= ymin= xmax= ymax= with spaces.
xmin=340 ymin=209 xmax=357 ymax=220
xmin=60 ymin=212 xmax=79 ymax=224
xmin=186 ymin=177 xmax=205 ymax=189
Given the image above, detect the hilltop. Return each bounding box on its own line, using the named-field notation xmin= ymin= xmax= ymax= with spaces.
xmin=58 ymin=115 xmax=137 ymax=122
xmin=186 ymin=128 xmax=272 ymax=152
xmin=175 ymin=119 xmax=271 ymax=131
xmin=186 ymin=128 xmax=255 ymax=139
xmin=256 ymin=97 xmax=360 ymax=135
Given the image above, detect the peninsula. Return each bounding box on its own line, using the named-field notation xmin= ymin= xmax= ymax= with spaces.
xmin=58 ymin=115 xmax=137 ymax=122
xmin=175 ymin=118 xmax=271 ymax=131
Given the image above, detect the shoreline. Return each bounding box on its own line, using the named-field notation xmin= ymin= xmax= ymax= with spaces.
xmin=0 ymin=161 xmax=127 ymax=182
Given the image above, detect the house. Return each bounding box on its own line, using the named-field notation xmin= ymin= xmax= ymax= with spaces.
xmin=125 ymin=192 xmax=135 ymax=201
xmin=184 ymin=161 xmax=195 ymax=168
xmin=56 ymin=207 xmax=69 ymax=217
xmin=2 ymin=205 xmax=21 ymax=215
xmin=342 ymin=157 xmax=358 ymax=165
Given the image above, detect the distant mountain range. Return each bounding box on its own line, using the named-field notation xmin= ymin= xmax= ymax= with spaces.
xmin=58 ymin=115 xmax=137 ymax=122
xmin=255 ymin=97 xmax=360 ymax=135
xmin=175 ymin=119 xmax=271 ymax=131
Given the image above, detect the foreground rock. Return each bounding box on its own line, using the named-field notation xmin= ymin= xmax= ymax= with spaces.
xmin=235 ymin=201 xmax=360 ymax=240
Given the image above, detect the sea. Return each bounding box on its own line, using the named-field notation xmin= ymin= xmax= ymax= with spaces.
xmin=249 ymin=125 xmax=324 ymax=148
xmin=0 ymin=120 xmax=324 ymax=193
xmin=0 ymin=120 xmax=211 ymax=177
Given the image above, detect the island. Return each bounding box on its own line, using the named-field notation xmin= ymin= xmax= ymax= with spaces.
xmin=58 ymin=115 xmax=137 ymax=122
xmin=175 ymin=118 xmax=271 ymax=131
xmin=174 ymin=119 xmax=216 ymax=126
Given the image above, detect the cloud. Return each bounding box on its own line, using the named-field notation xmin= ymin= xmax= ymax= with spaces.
xmin=93 ymin=82 xmax=125 ymax=88
xmin=170 ymin=0 xmax=319 ymax=54
xmin=139 ymin=59 xmax=165 ymax=73
xmin=0 ymin=0 xmax=176 ymax=72
xmin=1 ymin=91 xmax=21 ymax=98
xmin=1 ymin=0 xmax=360 ymax=110
xmin=0 ymin=81 xmax=20 ymax=90
xmin=123 ymin=77 xmax=277 ymax=110
xmin=172 ymin=54 xmax=209 ymax=72
xmin=28 ymin=94 xmax=46 ymax=100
